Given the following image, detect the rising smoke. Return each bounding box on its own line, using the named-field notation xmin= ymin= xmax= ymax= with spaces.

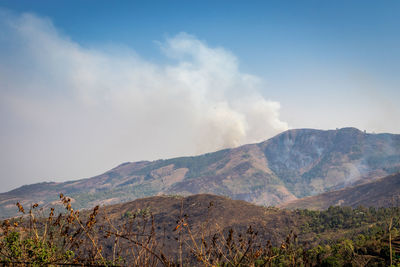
xmin=0 ymin=11 xmax=288 ymax=191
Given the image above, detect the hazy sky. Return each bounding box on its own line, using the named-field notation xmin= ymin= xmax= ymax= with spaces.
xmin=0 ymin=1 xmax=399 ymax=192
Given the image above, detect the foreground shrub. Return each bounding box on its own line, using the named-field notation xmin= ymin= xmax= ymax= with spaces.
xmin=1 ymin=195 xmax=400 ymax=266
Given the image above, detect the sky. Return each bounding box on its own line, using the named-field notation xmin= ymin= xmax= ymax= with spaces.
xmin=0 ymin=1 xmax=399 ymax=192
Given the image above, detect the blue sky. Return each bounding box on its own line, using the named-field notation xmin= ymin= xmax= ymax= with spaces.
xmin=0 ymin=1 xmax=399 ymax=191
xmin=2 ymin=1 xmax=399 ymax=124
xmin=3 ymin=1 xmax=399 ymax=75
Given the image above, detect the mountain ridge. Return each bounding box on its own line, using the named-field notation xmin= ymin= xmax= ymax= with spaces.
xmin=281 ymin=172 xmax=400 ymax=210
xmin=1 ymin=127 xmax=400 ymax=218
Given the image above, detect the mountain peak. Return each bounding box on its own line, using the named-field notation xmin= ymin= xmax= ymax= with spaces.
xmin=1 ymin=127 xmax=400 ymax=218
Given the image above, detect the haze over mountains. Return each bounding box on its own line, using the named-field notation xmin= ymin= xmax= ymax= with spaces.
xmin=1 ymin=127 xmax=400 ymax=218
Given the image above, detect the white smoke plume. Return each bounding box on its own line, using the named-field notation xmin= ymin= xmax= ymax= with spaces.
xmin=0 ymin=11 xmax=288 ymax=191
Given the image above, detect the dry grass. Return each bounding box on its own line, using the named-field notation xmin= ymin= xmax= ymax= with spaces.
xmin=1 ymin=193 xmax=398 ymax=266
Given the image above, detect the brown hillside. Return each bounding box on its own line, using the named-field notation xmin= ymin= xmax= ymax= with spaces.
xmin=281 ymin=172 xmax=400 ymax=210
xmin=2 ymin=127 xmax=400 ymax=218
xmin=102 ymin=194 xmax=303 ymax=248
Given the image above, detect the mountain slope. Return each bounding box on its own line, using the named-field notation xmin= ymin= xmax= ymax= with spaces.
xmin=1 ymin=127 xmax=400 ymax=218
xmin=102 ymin=194 xmax=304 ymax=251
xmin=281 ymin=172 xmax=400 ymax=210
xmin=260 ymin=127 xmax=400 ymax=197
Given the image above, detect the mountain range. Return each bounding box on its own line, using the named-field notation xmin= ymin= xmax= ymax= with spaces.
xmin=1 ymin=127 xmax=400 ymax=218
